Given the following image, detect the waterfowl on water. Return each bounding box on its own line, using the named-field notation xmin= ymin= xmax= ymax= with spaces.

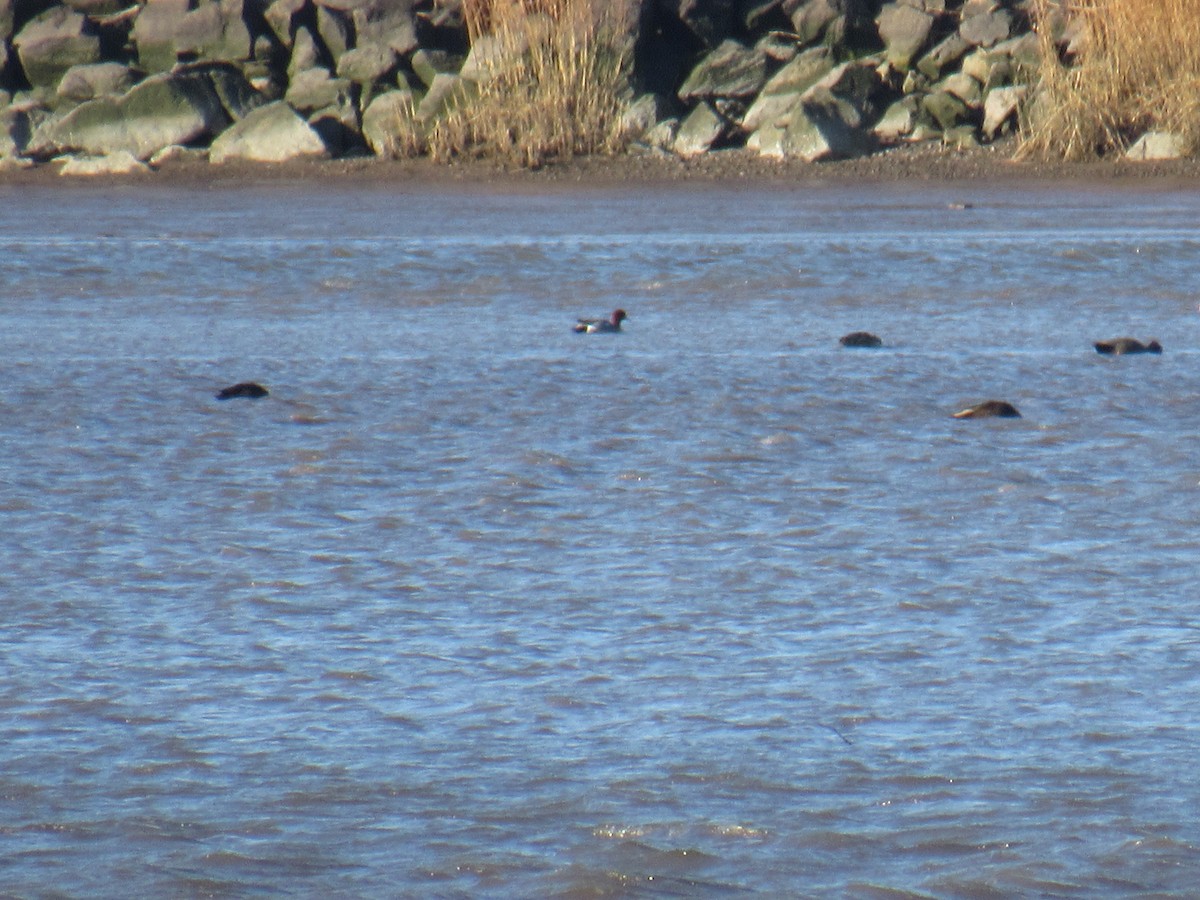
xmin=839 ymin=331 xmax=883 ymax=348
xmin=215 ymin=382 xmax=269 ymax=400
xmin=1094 ymin=337 xmax=1162 ymax=355
xmin=952 ymin=400 xmax=1021 ymax=419
xmin=573 ymin=309 xmax=627 ymax=333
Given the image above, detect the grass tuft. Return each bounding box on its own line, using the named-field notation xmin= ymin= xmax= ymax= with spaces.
xmin=421 ymin=0 xmax=634 ymax=168
xmin=1019 ymin=0 xmax=1200 ymax=159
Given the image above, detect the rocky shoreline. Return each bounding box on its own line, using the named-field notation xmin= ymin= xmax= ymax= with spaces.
xmin=6 ymin=0 xmax=1186 ymax=182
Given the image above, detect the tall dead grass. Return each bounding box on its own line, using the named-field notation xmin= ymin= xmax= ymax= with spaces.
xmin=1020 ymin=0 xmax=1200 ymax=159
xmin=424 ymin=0 xmax=633 ymax=167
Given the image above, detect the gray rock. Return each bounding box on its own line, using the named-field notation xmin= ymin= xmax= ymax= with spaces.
xmin=982 ymin=83 xmax=1025 ymax=139
xmin=12 ymin=6 xmax=101 ymax=91
xmin=415 ymin=72 xmax=474 ymax=122
xmin=26 ymin=69 xmax=231 ymax=160
xmin=209 ymin=100 xmax=329 ymax=163
xmin=960 ymin=7 xmax=1012 ymax=47
xmin=673 ymin=100 xmax=726 ymax=157
xmin=641 ymin=117 xmax=679 ymax=152
xmin=1126 ymin=131 xmax=1185 ymax=161
xmin=915 ymin=33 xmax=969 ymax=81
xmin=789 ymin=0 xmax=873 ymax=48
xmin=776 ymin=93 xmax=876 ymax=161
xmin=59 ymin=150 xmax=151 ymax=175
xmin=264 ymin=0 xmax=308 ymax=48
xmin=961 ymin=47 xmax=1013 ymax=90
xmin=133 ymin=0 xmax=190 ymax=73
xmin=941 ymin=123 xmax=979 ymax=149
xmin=873 ymin=95 xmax=918 ymax=141
xmin=741 ymin=46 xmax=834 ymax=132
xmin=939 ymin=72 xmax=982 ymax=108
xmin=316 ymin=5 xmax=351 ymax=64
xmin=677 ymin=39 xmax=768 ymax=103
xmin=877 ymin=3 xmax=934 ymax=70
xmin=149 ymin=143 xmax=210 ymax=166
xmin=56 ymin=62 xmax=139 ymax=103
xmin=459 ymin=29 xmax=531 ymax=85
xmin=620 ymin=92 xmax=674 ymax=141
xmin=361 ymin=88 xmax=419 ymax=157
xmin=288 ymin=27 xmax=322 ymax=77
xmin=352 ymin=0 xmax=418 ymax=57
xmin=196 ymin=62 xmax=268 ymax=121
xmin=810 ymin=60 xmax=882 ymax=122
xmin=336 ymin=45 xmax=397 ymax=86
xmin=285 ymin=66 xmax=353 ymax=114
xmin=176 ymin=0 xmax=253 ymax=64
xmin=411 ymin=49 xmax=463 ymax=89
xmin=1 ymin=0 xmax=12 ymax=41
xmin=921 ymin=89 xmax=970 ymax=130
xmin=307 ymin=102 xmax=361 ymax=155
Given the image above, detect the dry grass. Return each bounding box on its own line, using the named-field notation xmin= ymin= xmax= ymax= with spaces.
xmin=419 ymin=0 xmax=633 ymax=168
xmin=1019 ymin=0 xmax=1200 ymax=159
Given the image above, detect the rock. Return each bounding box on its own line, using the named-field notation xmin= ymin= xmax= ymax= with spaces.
xmin=26 ymin=68 xmax=231 ymax=160
xmin=133 ymin=0 xmax=191 ymax=73
xmin=678 ymin=39 xmax=768 ymax=103
xmin=620 ymin=92 xmax=675 ymax=141
xmin=336 ymin=44 xmax=397 ymax=86
xmin=915 ymin=32 xmax=969 ymax=81
xmin=961 ymin=47 xmax=1012 ymax=90
xmin=921 ymin=88 xmax=970 ymax=131
xmin=12 ymin=6 xmax=101 ymax=91
xmin=641 ymin=117 xmax=679 ymax=152
xmin=960 ymin=6 xmax=1012 ymax=47
xmin=789 ymin=0 xmax=874 ymax=50
xmin=982 ymin=83 xmax=1025 ymax=139
xmin=361 ymin=88 xmax=419 ymax=157
xmin=148 ymin=143 xmax=209 ymax=165
xmin=741 ymin=46 xmax=833 ymax=132
xmin=939 ymin=72 xmax=981 ymax=108
xmin=197 ymin=61 xmax=268 ymax=120
xmin=176 ymin=0 xmax=253 ymax=64
xmin=55 ymin=61 xmax=138 ymax=103
xmin=264 ymin=0 xmax=308 ymax=49
xmin=209 ymin=100 xmax=329 ymax=163
xmin=775 ymin=93 xmax=877 ymax=161
xmin=673 ymin=101 xmax=726 ymax=156
xmin=287 ymin=26 xmax=322 ymax=77
xmin=59 ymin=150 xmax=151 ymax=175
xmin=285 ymin=66 xmax=353 ymax=113
xmin=410 ymin=49 xmax=463 ymax=89
xmin=941 ymin=123 xmax=978 ymax=149
xmin=415 ymin=71 xmax=475 ymax=122
xmin=810 ymin=60 xmax=884 ymax=122
xmin=308 ymin=102 xmax=361 ymax=155
xmin=1126 ymin=131 xmax=1186 ymax=161
xmin=316 ymin=5 xmax=351 ymax=65
xmin=873 ymin=95 xmax=917 ymax=141
xmin=877 ymin=2 xmax=934 ymax=70
xmin=351 ymin=0 xmax=418 ymax=58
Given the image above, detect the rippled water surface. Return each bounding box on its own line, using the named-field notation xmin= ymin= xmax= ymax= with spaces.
xmin=3 ymin=176 xmax=1200 ymax=896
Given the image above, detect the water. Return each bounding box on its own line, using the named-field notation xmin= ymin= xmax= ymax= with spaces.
xmin=2 ymin=176 xmax=1200 ymax=896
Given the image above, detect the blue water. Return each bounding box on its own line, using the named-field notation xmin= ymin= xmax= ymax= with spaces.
xmin=2 ymin=176 xmax=1200 ymax=896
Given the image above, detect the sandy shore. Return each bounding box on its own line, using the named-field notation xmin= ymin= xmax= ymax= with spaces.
xmin=6 ymin=139 xmax=1200 ymax=189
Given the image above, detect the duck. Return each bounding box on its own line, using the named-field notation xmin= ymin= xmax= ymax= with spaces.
xmin=574 ymin=309 xmax=627 ymax=333
xmin=215 ymin=382 xmax=269 ymax=400
xmin=839 ymin=331 xmax=882 ymax=348
xmin=952 ymin=400 xmax=1021 ymax=419
xmin=1094 ymin=337 xmax=1162 ymax=355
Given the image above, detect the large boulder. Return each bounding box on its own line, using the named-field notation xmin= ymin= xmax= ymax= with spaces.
xmin=175 ymin=0 xmax=253 ymax=64
xmin=132 ymin=0 xmax=191 ymax=73
xmin=741 ymin=46 xmax=834 ymax=132
xmin=56 ymin=61 xmax=139 ymax=103
xmin=208 ymin=99 xmax=329 ymax=163
xmin=960 ymin=5 xmax=1012 ymax=47
xmin=673 ymin=100 xmax=725 ymax=156
xmin=351 ymin=0 xmax=418 ymax=58
xmin=264 ymin=0 xmax=308 ymax=49
xmin=12 ymin=6 xmax=101 ymax=91
xmin=25 ymin=68 xmax=234 ymax=160
xmin=982 ymin=83 xmax=1025 ymax=139
xmin=677 ymin=38 xmax=768 ymax=103
xmin=758 ymin=91 xmax=876 ymax=161
xmin=1125 ymin=131 xmax=1186 ymax=161
xmin=876 ymin=2 xmax=934 ymax=70
xmin=361 ymin=87 xmax=419 ymax=157
xmin=663 ymin=0 xmax=738 ymax=48
xmin=916 ymin=33 xmax=969 ymax=81
xmin=285 ymin=66 xmax=353 ymax=113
